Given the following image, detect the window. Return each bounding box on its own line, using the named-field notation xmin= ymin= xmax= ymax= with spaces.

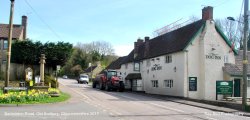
xmin=164 ymin=80 xmax=173 ymax=88
xmin=165 ymin=55 xmax=172 ymax=63
xmin=134 ymin=62 xmax=140 ymax=71
xmin=125 ymin=64 xmax=128 ymax=69
xmin=224 ymin=55 xmax=229 ymax=63
xmin=151 ymin=80 xmax=158 ymax=88
xmin=4 ymin=40 xmax=8 ymax=49
xmin=247 ymin=77 xmax=250 ymax=87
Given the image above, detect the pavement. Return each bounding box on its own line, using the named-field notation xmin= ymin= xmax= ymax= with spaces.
xmin=127 ymin=91 xmax=250 ymax=117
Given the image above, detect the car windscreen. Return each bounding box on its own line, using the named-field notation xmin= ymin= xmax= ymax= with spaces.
xmin=80 ymin=76 xmax=88 ymax=78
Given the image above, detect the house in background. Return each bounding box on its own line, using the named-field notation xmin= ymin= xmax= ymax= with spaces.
xmin=223 ymin=50 xmax=250 ymax=98
xmin=0 ymin=15 xmax=27 ymax=64
xmin=117 ymin=6 xmax=237 ymax=100
xmin=84 ymin=62 xmax=103 ymax=79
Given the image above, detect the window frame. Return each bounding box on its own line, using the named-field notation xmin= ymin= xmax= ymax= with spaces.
xmin=3 ymin=40 xmax=8 ymax=49
xmin=151 ymin=80 xmax=158 ymax=88
xmin=164 ymin=79 xmax=173 ymax=88
xmin=134 ymin=62 xmax=140 ymax=71
xmin=165 ymin=55 xmax=172 ymax=63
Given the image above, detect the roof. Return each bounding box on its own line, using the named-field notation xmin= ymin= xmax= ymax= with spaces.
xmin=0 ymin=24 xmax=24 ymax=39
xmin=223 ymin=50 xmax=250 ymax=76
xmin=223 ymin=63 xmax=242 ymax=76
xmin=106 ymin=56 xmax=127 ymax=69
xmin=142 ymin=20 xmax=205 ymax=59
xmin=84 ymin=66 xmax=97 ymax=73
xmin=122 ymin=19 xmax=237 ymax=64
xmin=125 ymin=73 xmax=142 ymax=80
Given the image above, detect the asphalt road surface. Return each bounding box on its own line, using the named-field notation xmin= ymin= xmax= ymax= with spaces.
xmin=0 ymin=78 xmax=249 ymax=120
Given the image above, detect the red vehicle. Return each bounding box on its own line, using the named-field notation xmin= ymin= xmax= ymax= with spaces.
xmin=92 ymin=69 xmax=124 ymax=92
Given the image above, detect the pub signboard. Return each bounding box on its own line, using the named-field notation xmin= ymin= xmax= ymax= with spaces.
xmin=216 ymin=80 xmax=233 ymax=100
xmin=189 ymin=77 xmax=197 ymax=91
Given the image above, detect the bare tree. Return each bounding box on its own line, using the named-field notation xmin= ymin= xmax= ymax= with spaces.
xmin=215 ymin=16 xmax=244 ymax=49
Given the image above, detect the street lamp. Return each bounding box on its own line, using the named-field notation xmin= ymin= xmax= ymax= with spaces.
xmin=227 ymin=0 xmax=249 ymax=111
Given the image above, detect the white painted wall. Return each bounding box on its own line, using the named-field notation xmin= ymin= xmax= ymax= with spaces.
xmin=142 ymin=52 xmax=186 ymax=97
xmin=197 ymin=21 xmax=235 ymax=100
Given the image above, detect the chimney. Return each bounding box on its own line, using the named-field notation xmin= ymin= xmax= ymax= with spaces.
xmin=202 ymin=6 xmax=213 ymax=20
xmin=144 ymin=37 xmax=150 ymax=58
xmin=22 ymin=15 xmax=27 ymax=40
xmin=134 ymin=38 xmax=144 ymax=59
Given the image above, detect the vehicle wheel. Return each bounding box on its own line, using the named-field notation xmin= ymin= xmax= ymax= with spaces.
xmin=99 ymin=83 xmax=104 ymax=90
xmin=119 ymin=82 xmax=125 ymax=92
xmin=92 ymin=82 xmax=96 ymax=88
xmin=105 ymin=83 xmax=110 ymax=91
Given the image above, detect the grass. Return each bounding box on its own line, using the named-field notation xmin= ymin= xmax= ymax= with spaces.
xmin=0 ymin=91 xmax=70 ymax=105
xmin=0 ymin=89 xmax=2 ymax=95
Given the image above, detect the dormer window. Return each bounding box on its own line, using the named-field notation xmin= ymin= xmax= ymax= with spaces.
xmin=134 ymin=62 xmax=140 ymax=71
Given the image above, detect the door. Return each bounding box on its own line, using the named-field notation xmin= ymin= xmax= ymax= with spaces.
xmin=234 ymin=79 xmax=241 ymax=97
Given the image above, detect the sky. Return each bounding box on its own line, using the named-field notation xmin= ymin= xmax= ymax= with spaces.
xmin=0 ymin=0 xmax=244 ymax=56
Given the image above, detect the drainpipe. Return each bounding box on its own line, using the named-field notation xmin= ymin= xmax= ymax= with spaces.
xmin=185 ymin=50 xmax=189 ymax=98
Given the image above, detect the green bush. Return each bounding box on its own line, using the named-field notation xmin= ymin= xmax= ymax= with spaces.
xmin=45 ymin=75 xmax=59 ymax=88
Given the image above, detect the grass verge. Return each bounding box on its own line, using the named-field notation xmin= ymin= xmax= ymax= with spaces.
xmin=0 ymin=91 xmax=70 ymax=105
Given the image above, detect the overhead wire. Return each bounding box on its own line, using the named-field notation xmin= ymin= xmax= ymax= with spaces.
xmin=23 ymin=0 xmax=63 ymax=42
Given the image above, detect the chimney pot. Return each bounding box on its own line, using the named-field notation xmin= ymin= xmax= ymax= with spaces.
xmin=145 ymin=36 xmax=150 ymax=41
xmin=202 ymin=6 xmax=213 ymax=20
xmin=22 ymin=15 xmax=27 ymax=40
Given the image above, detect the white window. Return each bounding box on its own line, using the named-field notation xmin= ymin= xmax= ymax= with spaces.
xmin=2 ymin=60 xmax=6 ymax=64
xmin=224 ymin=55 xmax=229 ymax=63
xmin=134 ymin=62 xmax=140 ymax=71
xmin=165 ymin=55 xmax=172 ymax=63
xmin=151 ymin=80 xmax=158 ymax=88
xmin=4 ymin=40 xmax=8 ymax=49
xmin=247 ymin=77 xmax=250 ymax=87
xmin=164 ymin=80 xmax=173 ymax=88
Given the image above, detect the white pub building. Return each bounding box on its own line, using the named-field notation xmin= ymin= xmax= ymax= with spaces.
xmin=108 ymin=6 xmax=247 ymax=101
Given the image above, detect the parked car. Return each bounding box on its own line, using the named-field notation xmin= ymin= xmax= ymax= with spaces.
xmin=77 ymin=74 xmax=89 ymax=84
xmin=63 ymin=75 xmax=68 ymax=79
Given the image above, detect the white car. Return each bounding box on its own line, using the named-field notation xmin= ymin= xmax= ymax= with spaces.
xmin=78 ymin=74 xmax=89 ymax=84
xmin=63 ymin=75 xmax=68 ymax=79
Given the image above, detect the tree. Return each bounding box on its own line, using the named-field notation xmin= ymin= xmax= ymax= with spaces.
xmin=215 ymin=16 xmax=244 ymax=49
xmin=11 ymin=40 xmax=73 ymax=68
xmin=70 ymin=65 xmax=83 ymax=77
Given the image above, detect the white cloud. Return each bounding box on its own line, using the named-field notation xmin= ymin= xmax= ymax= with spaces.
xmin=114 ymin=44 xmax=133 ymax=57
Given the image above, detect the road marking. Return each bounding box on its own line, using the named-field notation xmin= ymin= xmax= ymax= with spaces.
xmin=206 ymin=117 xmax=217 ymax=120
xmin=150 ymin=103 xmax=185 ymax=113
xmin=60 ymin=80 xmax=90 ymax=99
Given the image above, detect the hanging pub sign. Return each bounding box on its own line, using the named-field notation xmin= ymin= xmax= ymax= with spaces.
xmin=151 ymin=64 xmax=162 ymax=71
xmin=189 ymin=77 xmax=197 ymax=91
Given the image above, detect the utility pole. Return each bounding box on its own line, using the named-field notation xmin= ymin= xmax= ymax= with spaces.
xmin=243 ymin=0 xmax=249 ymax=110
xmin=5 ymin=0 xmax=15 ymax=91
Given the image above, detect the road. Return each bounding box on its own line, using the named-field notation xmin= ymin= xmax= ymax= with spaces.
xmin=0 ymin=78 xmax=249 ymax=120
